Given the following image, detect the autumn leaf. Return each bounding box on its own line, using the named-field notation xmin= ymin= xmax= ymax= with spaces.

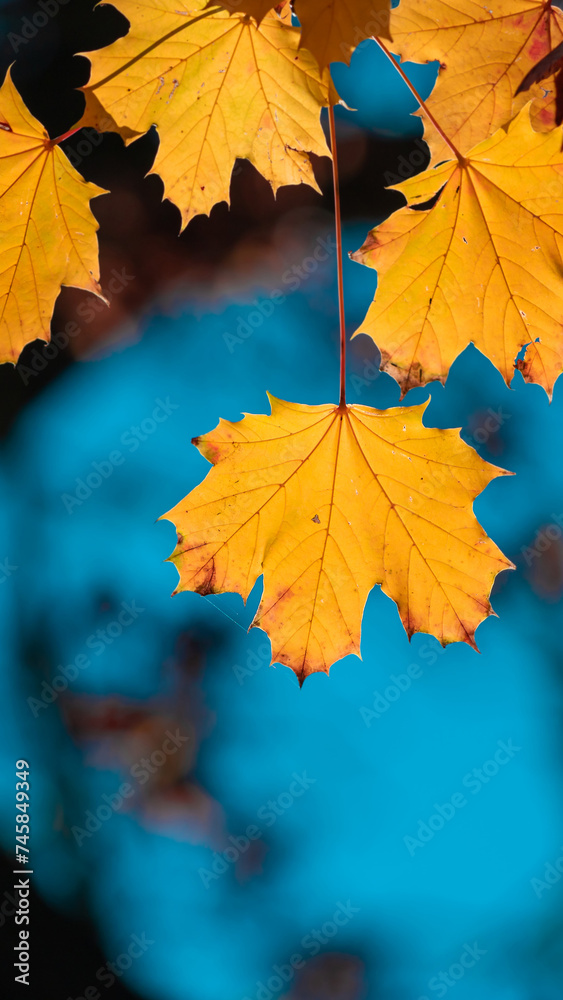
xmin=391 ymin=0 xmax=563 ymax=163
xmin=79 ymin=0 xmax=336 ymax=229
xmin=0 ymin=70 xmax=106 ymax=365
xmin=161 ymin=395 xmax=511 ymax=683
xmin=214 ymin=0 xmax=392 ymax=68
xmin=351 ymin=107 xmax=563 ymax=397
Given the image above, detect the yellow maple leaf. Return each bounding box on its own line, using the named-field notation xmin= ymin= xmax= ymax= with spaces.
xmin=161 ymin=395 xmax=511 ymax=683
xmin=295 ymin=0 xmax=392 ymax=68
xmin=79 ymin=0 xmax=335 ymax=229
xmin=0 ymin=71 xmax=106 ymax=365
xmin=352 ymin=107 xmax=563 ymax=397
xmin=214 ymin=0 xmax=392 ymax=68
xmin=392 ymin=0 xmax=563 ymax=163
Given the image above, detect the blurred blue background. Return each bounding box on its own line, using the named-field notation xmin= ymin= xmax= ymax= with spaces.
xmin=1 ymin=24 xmax=563 ymax=1000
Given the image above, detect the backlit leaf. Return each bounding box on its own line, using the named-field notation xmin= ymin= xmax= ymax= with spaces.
xmin=392 ymin=0 xmax=563 ymax=162
xmin=79 ymin=0 xmax=335 ymax=229
xmin=162 ymin=395 xmax=511 ymax=683
xmin=352 ymin=107 xmax=563 ymax=397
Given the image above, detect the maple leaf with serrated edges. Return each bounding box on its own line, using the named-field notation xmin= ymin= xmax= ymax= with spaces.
xmin=391 ymin=0 xmax=563 ymax=164
xmin=79 ymin=0 xmax=336 ymax=230
xmin=351 ymin=107 xmax=563 ymax=398
xmin=214 ymin=0 xmax=392 ymax=68
xmin=0 ymin=70 xmax=107 ymax=365
xmin=161 ymin=395 xmax=511 ymax=683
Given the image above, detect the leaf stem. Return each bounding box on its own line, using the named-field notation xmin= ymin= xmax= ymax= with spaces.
xmin=328 ymin=105 xmax=347 ymax=408
xmin=49 ymin=126 xmax=82 ymax=147
xmin=375 ymin=38 xmax=464 ymax=163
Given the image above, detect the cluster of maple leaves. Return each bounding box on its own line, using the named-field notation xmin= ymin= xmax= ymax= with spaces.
xmin=4 ymin=0 xmax=563 ymax=682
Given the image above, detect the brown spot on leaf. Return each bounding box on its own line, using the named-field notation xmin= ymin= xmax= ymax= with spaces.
xmin=194 ymin=559 xmax=217 ymax=596
xmin=350 ymin=232 xmax=379 ymax=260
